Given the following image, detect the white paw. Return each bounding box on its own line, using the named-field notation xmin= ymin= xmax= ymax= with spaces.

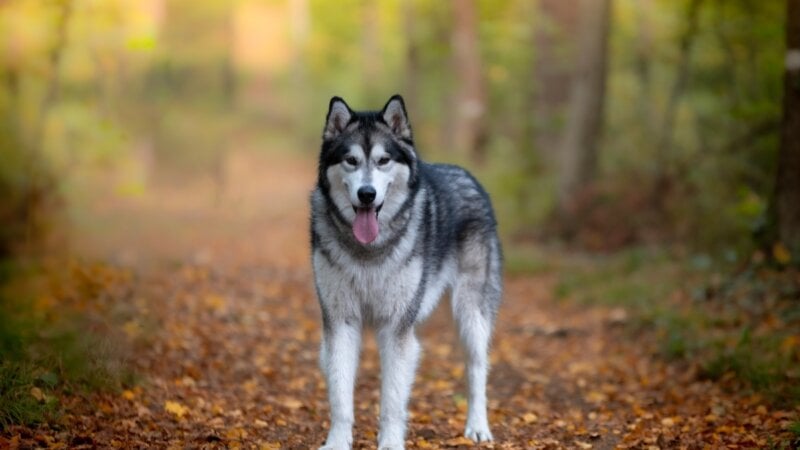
xmin=319 ymin=444 xmax=351 ymax=450
xmin=377 ymin=437 xmax=405 ymax=449
xmin=319 ymin=435 xmax=352 ymax=449
xmin=465 ymin=420 xmax=493 ymax=443
xmin=377 ymin=424 xmax=405 ymax=449
xmin=320 ymin=423 xmax=352 ymax=449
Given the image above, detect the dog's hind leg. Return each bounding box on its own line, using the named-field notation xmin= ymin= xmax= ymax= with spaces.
xmin=320 ymin=321 xmax=362 ymax=450
xmin=376 ymin=326 xmax=420 ymax=449
xmin=452 ymin=239 xmax=501 ymax=443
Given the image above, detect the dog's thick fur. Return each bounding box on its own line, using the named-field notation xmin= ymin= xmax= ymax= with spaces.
xmin=310 ymin=95 xmax=502 ymax=449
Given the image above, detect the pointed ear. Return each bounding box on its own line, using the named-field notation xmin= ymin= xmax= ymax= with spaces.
xmin=381 ymin=94 xmax=412 ymax=140
xmin=323 ymin=96 xmax=353 ymax=140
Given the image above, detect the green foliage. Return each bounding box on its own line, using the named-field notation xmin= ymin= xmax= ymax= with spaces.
xmin=603 ymin=0 xmax=785 ymax=251
xmin=700 ymin=326 xmax=796 ymax=405
xmin=0 ymin=277 xmax=134 ymax=429
xmin=549 ymin=249 xmax=800 ymax=407
xmin=2 ymin=0 xmax=789 ymax=254
xmin=0 ymin=362 xmax=59 ymax=429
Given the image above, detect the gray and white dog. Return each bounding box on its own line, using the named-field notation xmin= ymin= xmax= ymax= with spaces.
xmin=310 ymin=95 xmax=502 ymax=449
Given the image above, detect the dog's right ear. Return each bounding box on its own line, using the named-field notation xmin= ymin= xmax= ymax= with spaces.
xmin=323 ymin=97 xmax=352 ymax=140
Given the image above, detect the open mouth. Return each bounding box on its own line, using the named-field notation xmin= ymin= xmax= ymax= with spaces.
xmin=352 ymin=203 xmax=382 ymax=244
xmin=351 ymin=204 xmax=383 ymax=215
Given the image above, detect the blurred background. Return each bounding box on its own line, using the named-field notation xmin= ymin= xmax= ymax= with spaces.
xmin=2 ymin=0 xmax=800 ymax=438
xmin=1 ymin=0 xmax=793 ymax=261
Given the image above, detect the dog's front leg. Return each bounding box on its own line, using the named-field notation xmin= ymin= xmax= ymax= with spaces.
xmin=319 ymin=322 xmax=362 ymax=450
xmin=376 ymin=327 xmax=420 ymax=449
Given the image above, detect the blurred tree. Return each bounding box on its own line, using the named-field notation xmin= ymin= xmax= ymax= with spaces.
xmin=0 ymin=0 xmax=72 ymax=257
xmin=533 ymin=0 xmax=579 ymax=159
xmin=775 ymin=0 xmax=800 ymax=254
xmin=451 ymin=0 xmax=488 ymax=163
xmin=362 ymin=0 xmax=381 ymax=102
xmin=556 ymin=0 xmax=611 ymax=214
xmin=654 ymin=0 xmax=703 ymax=202
xmin=632 ymin=0 xmax=654 ymax=139
xmin=403 ymin=0 xmax=420 ymax=123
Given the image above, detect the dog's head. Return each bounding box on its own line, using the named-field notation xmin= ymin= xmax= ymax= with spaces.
xmin=318 ymin=95 xmax=419 ymax=245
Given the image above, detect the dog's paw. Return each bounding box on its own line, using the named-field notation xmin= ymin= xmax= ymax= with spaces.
xmin=465 ymin=421 xmax=493 ymax=443
xmin=319 ymin=436 xmax=352 ymax=450
xmin=376 ymin=438 xmax=405 ymax=449
xmin=319 ymin=444 xmax=351 ymax=450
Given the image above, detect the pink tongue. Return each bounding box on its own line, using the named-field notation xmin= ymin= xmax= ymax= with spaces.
xmin=353 ymin=208 xmax=379 ymax=244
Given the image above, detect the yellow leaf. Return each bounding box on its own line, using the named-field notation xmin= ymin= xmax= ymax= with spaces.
xmin=122 ymin=320 xmax=141 ymax=339
xmin=122 ymin=390 xmax=135 ymax=400
xmin=205 ymin=294 xmax=227 ymax=312
xmin=773 ymin=242 xmax=792 ymax=265
xmin=523 ymin=412 xmax=538 ymax=424
xmin=282 ymin=398 xmax=303 ymax=410
xmin=446 ymin=436 xmax=475 ymax=445
xmin=781 ymin=335 xmax=800 ymax=354
xmin=260 ymin=442 xmax=281 ymax=450
xmin=576 ymin=441 xmax=593 ymax=449
xmin=30 ymin=387 xmax=44 ymax=401
xmin=417 ymin=438 xmax=433 ymax=448
xmin=164 ymin=400 xmax=189 ymax=418
xmin=586 ymin=391 xmax=608 ymax=404
xmin=433 ymin=379 xmax=453 ymax=390
xmin=226 ymin=427 xmax=248 ymax=440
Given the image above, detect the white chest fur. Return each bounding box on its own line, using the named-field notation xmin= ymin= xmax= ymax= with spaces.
xmin=313 ymin=248 xmax=455 ymax=328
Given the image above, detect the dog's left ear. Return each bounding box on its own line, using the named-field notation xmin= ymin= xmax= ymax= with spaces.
xmin=381 ymin=94 xmax=413 ymax=140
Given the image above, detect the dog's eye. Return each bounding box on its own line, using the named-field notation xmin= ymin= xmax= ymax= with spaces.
xmin=344 ymin=156 xmax=358 ymax=166
xmin=377 ymin=157 xmax=391 ymax=166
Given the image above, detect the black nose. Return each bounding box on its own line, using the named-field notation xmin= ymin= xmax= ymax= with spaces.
xmin=357 ymin=186 xmax=377 ymax=205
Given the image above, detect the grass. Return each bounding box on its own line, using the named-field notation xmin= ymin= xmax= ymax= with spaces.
xmin=0 ymin=261 xmax=135 ymax=429
xmin=514 ymin=245 xmax=800 ymax=409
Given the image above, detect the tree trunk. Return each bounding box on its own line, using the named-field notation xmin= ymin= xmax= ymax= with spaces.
xmin=403 ymin=0 xmax=421 ymax=124
xmin=32 ymin=0 xmax=73 ymax=154
xmin=533 ymin=0 xmax=580 ymax=161
xmin=775 ymin=0 xmax=800 ymax=253
xmin=655 ymin=0 xmax=703 ymax=183
xmin=633 ymin=0 xmax=654 ymax=138
xmin=556 ymin=0 xmax=611 ymax=213
xmin=362 ymin=0 xmax=381 ymax=102
xmin=451 ymin=0 xmax=488 ymax=163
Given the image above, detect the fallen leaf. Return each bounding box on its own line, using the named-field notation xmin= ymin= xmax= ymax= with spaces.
xmin=445 ymin=436 xmax=475 ymax=445
xmin=773 ymin=242 xmax=792 ymax=265
xmin=281 ymin=398 xmax=302 ymax=410
xmin=164 ymin=401 xmax=189 ymax=418
xmin=30 ymin=387 xmax=44 ymax=402
xmin=523 ymin=412 xmax=539 ymax=424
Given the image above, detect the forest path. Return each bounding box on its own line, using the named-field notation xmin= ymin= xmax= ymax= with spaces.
xmin=10 ymin=150 xmax=790 ymax=449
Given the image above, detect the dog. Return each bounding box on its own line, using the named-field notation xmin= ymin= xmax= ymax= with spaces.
xmin=310 ymin=95 xmax=502 ymax=449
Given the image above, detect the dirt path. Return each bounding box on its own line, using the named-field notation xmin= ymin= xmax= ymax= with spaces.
xmin=5 ymin=150 xmax=794 ymax=449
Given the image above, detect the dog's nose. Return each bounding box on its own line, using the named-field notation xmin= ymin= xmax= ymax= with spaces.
xmin=357 ymin=186 xmax=377 ymax=205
